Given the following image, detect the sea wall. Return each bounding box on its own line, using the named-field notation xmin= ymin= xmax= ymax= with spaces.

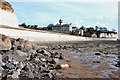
xmin=0 ymin=9 xmax=18 ymax=27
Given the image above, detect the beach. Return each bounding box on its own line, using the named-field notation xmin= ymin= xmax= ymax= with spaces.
xmin=32 ymin=40 xmax=119 ymax=79
xmin=0 ymin=27 xmax=119 ymax=79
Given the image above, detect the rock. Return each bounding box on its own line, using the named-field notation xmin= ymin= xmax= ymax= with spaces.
xmin=55 ymin=65 xmax=62 ymax=70
xmin=94 ymin=52 xmax=101 ymax=55
xmin=115 ymin=61 xmax=120 ymax=67
xmin=19 ymin=70 xmax=27 ymax=77
xmin=53 ymin=58 xmax=59 ymax=63
xmin=2 ymin=70 xmax=8 ymax=79
xmin=0 ymin=67 xmax=3 ymax=77
xmin=40 ymin=58 xmax=46 ymax=62
xmin=16 ymin=38 xmax=24 ymax=42
xmin=40 ymin=50 xmax=51 ymax=56
xmin=16 ymin=62 xmax=25 ymax=69
xmin=36 ymin=49 xmax=42 ymax=53
xmin=59 ymin=53 xmax=64 ymax=59
xmin=41 ymin=73 xmax=52 ymax=78
xmin=15 ymin=50 xmax=28 ymax=61
xmin=13 ymin=38 xmax=32 ymax=52
xmin=48 ymin=73 xmax=53 ymax=78
xmin=93 ymin=61 xmax=101 ymax=63
xmin=60 ymin=64 xmax=70 ymax=68
xmin=10 ymin=38 xmax=17 ymax=50
xmin=2 ymin=55 xmax=9 ymax=63
xmin=28 ymin=71 xmax=34 ymax=78
xmin=28 ymin=54 xmax=35 ymax=61
xmin=32 ymin=44 xmax=39 ymax=50
xmin=0 ymin=54 xmax=2 ymax=66
xmin=46 ymin=58 xmax=56 ymax=64
xmin=22 ymin=65 xmax=29 ymax=72
xmin=28 ymin=50 xmax=36 ymax=54
xmin=11 ymin=71 xmax=19 ymax=78
xmin=23 ymin=41 xmax=32 ymax=52
xmin=16 ymin=50 xmax=28 ymax=56
xmin=0 ymin=34 xmax=11 ymax=50
xmin=2 ymin=63 xmax=15 ymax=69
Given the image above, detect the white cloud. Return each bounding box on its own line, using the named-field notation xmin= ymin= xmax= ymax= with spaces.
xmin=73 ymin=20 xmax=84 ymax=27
xmin=97 ymin=15 xmax=105 ymax=19
xmin=95 ymin=22 xmax=106 ymax=26
xmin=79 ymin=20 xmax=84 ymax=23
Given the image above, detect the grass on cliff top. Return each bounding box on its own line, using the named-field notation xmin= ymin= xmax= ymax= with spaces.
xmin=2 ymin=1 xmax=11 ymax=7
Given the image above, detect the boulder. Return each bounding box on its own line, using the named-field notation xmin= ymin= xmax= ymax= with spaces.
xmin=16 ymin=50 xmax=28 ymax=57
xmin=0 ymin=34 xmax=11 ymax=50
xmin=11 ymin=38 xmax=32 ymax=52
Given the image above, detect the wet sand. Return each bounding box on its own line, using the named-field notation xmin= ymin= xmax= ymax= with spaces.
xmin=32 ymin=40 xmax=120 ymax=79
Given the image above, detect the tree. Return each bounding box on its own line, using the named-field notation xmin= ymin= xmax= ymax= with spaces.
xmin=95 ymin=26 xmax=98 ymax=31
xmin=20 ymin=23 xmax=26 ymax=27
xmin=59 ymin=19 xmax=63 ymax=25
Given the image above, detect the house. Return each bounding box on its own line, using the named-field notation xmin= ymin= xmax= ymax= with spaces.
xmin=72 ymin=27 xmax=78 ymax=31
xmin=72 ymin=26 xmax=86 ymax=36
xmin=84 ymin=30 xmax=97 ymax=37
xmin=52 ymin=24 xmax=72 ymax=31
xmin=94 ymin=26 xmax=117 ymax=38
xmin=49 ymin=19 xmax=72 ymax=32
xmin=97 ymin=31 xmax=117 ymax=38
xmin=83 ymin=27 xmax=97 ymax=37
xmin=86 ymin=27 xmax=94 ymax=31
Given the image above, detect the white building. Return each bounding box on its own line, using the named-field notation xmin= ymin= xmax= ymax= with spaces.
xmin=52 ymin=24 xmax=72 ymax=32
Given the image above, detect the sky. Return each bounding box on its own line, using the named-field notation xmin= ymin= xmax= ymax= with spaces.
xmin=7 ymin=0 xmax=118 ymax=31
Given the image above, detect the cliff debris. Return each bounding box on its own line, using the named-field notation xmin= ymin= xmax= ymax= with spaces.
xmin=0 ymin=34 xmax=64 ymax=79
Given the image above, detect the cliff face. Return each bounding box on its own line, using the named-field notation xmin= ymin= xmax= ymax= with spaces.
xmin=1 ymin=1 xmax=14 ymax=13
xmin=0 ymin=1 xmax=18 ymax=27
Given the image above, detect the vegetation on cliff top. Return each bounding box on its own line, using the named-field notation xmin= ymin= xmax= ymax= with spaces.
xmin=0 ymin=1 xmax=14 ymax=13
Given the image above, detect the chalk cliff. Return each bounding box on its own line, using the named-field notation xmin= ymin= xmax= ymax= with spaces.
xmin=0 ymin=0 xmax=18 ymax=27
